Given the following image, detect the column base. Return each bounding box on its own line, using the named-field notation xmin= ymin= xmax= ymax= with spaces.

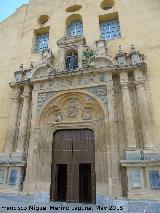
xmin=109 ymin=177 xmax=122 ymax=198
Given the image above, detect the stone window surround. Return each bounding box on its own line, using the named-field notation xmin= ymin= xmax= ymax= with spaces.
xmin=147 ymin=167 xmax=160 ymax=190
xmin=121 ymin=160 xmax=160 ymax=193
xmin=0 ymin=166 xmax=23 ymax=190
xmin=33 ymin=26 xmax=50 ymax=53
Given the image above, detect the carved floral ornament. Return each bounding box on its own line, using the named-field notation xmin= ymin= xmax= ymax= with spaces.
xmin=38 ymin=92 xmax=105 ymax=124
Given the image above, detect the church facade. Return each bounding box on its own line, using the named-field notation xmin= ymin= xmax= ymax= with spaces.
xmin=0 ymin=0 xmax=160 ymax=203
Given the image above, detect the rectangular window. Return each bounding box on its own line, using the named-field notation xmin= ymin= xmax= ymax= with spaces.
xmin=100 ymin=19 xmax=121 ymax=40
xmin=149 ymin=170 xmax=160 ymax=190
xmin=35 ymin=32 xmax=49 ymax=53
xmin=130 ymin=170 xmax=142 ymax=189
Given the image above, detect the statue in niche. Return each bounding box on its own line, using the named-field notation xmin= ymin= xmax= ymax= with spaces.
xmin=82 ymin=108 xmax=91 ymax=120
xmin=66 ymin=52 xmax=78 ymax=70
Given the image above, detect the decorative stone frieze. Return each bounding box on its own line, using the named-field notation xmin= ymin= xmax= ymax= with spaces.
xmin=86 ymin=86 xmax=108 ymax=104
xmin=37 ymin=91 xmax=56 ymax=109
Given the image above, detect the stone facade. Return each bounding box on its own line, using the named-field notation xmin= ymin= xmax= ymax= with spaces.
xmin=0 ymin=0 xmax=160 ymax=202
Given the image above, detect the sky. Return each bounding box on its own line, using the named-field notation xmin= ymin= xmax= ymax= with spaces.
xmin=0 ymin=0 xmax=29 ymax=22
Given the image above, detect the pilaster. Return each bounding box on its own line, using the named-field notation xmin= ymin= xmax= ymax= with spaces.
xmin=5 ymin=87 xmax=21 ymax=153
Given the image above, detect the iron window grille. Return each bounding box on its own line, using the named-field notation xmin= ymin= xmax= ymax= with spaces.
xmin=67 ymin=21 xmax=83 ymax=37
xmin=35 ymin=32 xmax=49 ymax=52
xmin=100 ymin=19 xmax=121 ymax=40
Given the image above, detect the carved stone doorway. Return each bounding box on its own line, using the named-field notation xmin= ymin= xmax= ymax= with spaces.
xmin=50 ymin=129 xmax=96 ymax=203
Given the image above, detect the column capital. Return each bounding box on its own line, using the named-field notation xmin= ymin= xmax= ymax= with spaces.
xmin=21 ymin=85 xmax=32 ymax=99
xmin=11 ymin=87 xmax=21 ymax=100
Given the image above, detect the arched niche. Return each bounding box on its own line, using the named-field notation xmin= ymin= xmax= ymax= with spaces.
xmin=65 ymin=48 xmax=78 ymax=70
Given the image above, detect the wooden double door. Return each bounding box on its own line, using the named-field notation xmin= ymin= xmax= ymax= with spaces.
xmin=50 ymin=129 xmax=96 ymax=203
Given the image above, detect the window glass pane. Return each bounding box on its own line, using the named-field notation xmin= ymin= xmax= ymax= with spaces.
xmin=149 ymin=170 xmax=160 ymax=190
xmin=35 ymin=32 xmax=49 ymax=53
xmin=67 ymin=21 xmax=83 ymax=37
xmin=130 ymin=170 xmax=142 ymax=188
xmin=8 ymin=169 xmax=18 ymax=186
xmin=0 ymin=169 xmax=5 ymax=184
xmin=100 ymin=19 xmax=121 ymax=40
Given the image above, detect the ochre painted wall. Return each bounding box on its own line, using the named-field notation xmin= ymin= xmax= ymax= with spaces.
xmin=0 ymin=0 xmax=160 ymax=151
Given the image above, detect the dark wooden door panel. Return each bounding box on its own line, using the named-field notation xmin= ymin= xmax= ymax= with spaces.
xmin=51 ymin=129 xmax=96 ymax=203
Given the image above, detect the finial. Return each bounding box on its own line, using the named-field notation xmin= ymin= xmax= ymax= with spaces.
xmin=131 ymin=44 xmax=136 ymax=53
xmin=119 ymin=45 xmax=123 ymax=54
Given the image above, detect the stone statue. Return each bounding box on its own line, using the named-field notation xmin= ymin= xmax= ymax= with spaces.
xmin=91 ymin=40 xmax=114 ymax=68
xmin=95 ymin=40 xmax=108 ymax=57
xmin=55 ymin=112 xmax=62 ymax=122
xmin=41 ymin=48 xmax=55 ymax=65
xmin=82 ymin=108 xmax=91 ymax=120
xmin=66 ymin=52 xmax=78 ymax=70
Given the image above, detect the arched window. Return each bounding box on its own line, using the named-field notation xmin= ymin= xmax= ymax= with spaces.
xmin=100 ymin=19 xmax=120 ymax=40
xmin=67 ymin=21 xmax=83 ymax=37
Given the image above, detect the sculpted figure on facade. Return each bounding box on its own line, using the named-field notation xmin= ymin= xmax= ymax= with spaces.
xmin=40 ymin=48 xmax=55 ymax=65
xmin=67 ymin=99 xmax=78 ymax=118
xmin=91 ymin=40 xmax=114 ymax=67
xmin=95 ymin=40 xmax=108 ymax=57
xmin=82 ymin=108 xmax=91 ymax=120
xmin=55 ymin=111 xmax=62 ymax=122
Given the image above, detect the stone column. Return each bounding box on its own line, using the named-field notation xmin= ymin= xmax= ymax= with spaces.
xmin=134 ymin=69 xmax=154 ymax=149
xmin=5 ymin=87 xmax=21 ymax=153
xmin=16 ymin=85 xmax=31 ymax=153
xmin=106 ymin=72 xmax=122 ymax=197
xmin=120 ymin=71 xmax=137 ymax=149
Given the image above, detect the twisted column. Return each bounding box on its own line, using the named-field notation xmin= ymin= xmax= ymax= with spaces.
xmin=134 ymin=69 xmax=154 ymax=149
xmin=5 ymin=87 xmax=21 ymax=153
xmin=16 ymin=85 xmax=31 ymax=153
xmin=120 ymin=71 xmax=137 ymax=149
